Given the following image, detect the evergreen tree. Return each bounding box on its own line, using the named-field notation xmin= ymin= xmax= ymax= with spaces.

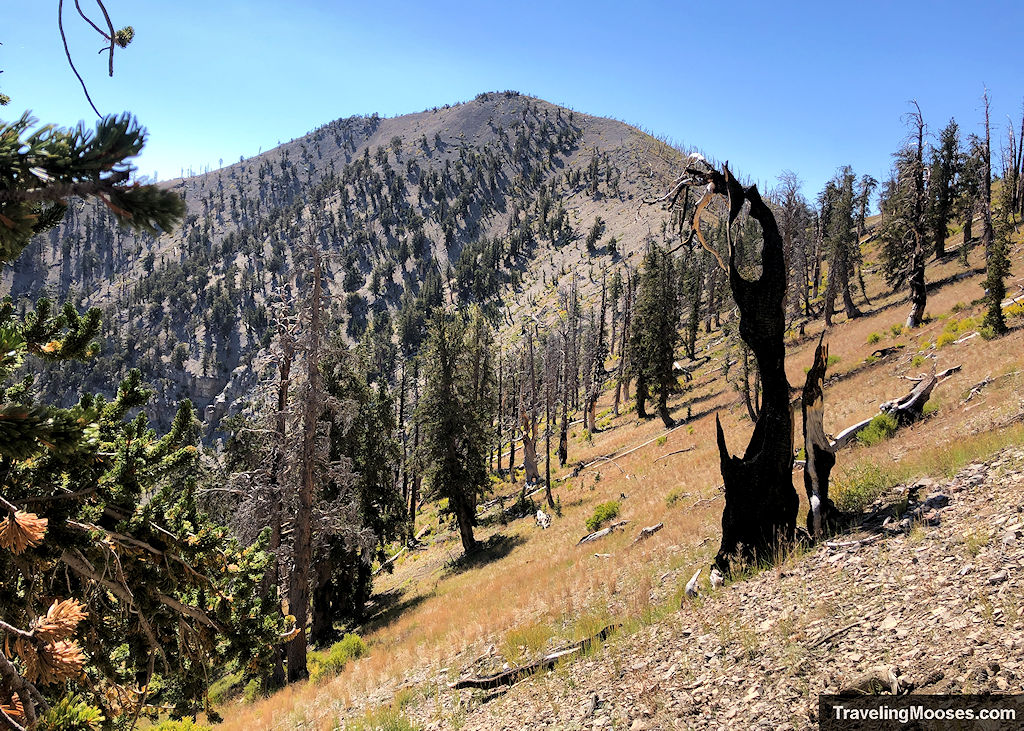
xmin=1 ymin=115 xmax=281 ymax=726
xmin=878 ymin=103 xmax=929 ymax=328
xmin=417 ymin=308 xmax=495 ymax=554
xmin=310 ymin=347 xmax=403 ymax=643
xmin=980 ymin=91 xmax=1009 ymax=335
xmin=928 ymin=119 xmax=961 ymax=258
xmin=629 ymin=244 xmax=681 ymax=427
xmin=820 ymin=167 xmax=861 ymax=325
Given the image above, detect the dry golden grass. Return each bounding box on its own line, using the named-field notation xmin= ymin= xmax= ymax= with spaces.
xmin=218 ymin=226 xmax=1024 ymax=730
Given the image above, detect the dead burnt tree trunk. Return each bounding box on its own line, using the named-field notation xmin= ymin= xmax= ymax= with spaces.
xmin=802 ymin=337 xmax=839 ymax=538
xmin=713 ymin=169 xmax=798 ymax=570
xmin=656 ymin=162 xmax=799 ymax=571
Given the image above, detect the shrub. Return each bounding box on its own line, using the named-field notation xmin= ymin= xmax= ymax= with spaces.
xmin=39 ymin=695 xmax=105 ymax=731
xmin=655 ymin=435 xmax=667 ymax=446
xmin=585 ymin=500 xmax=620 ymax=532
xmin=856 ymin=412 xmax=899 ymax=447
xmin=890 ymin=323 xmax=904 ymax=337
xmin=979 ymin=324 xmax=997 ymax=340
xmin=207 ymin=672 xmax=243 ymax=705
xmin=832 ymin=461 xmax=902 ymax=513
xmin=936 ymin=331 xmax=956 ymax=348
xmin=309 ymin=633 xmax=368 ymax=683
xmin=242 ymin=678 xmax=263 ymax=704
xmin=867 ymin=332 xmax=881 ymax=345
xmin=911 ymin=355 xmax=926 ymax=368
xmin=665 ymin=488 xmax=685 ymax=507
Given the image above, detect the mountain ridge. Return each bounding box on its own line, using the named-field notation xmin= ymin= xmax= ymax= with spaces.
xmin=2 ymin=91 xmax=683 ymax=433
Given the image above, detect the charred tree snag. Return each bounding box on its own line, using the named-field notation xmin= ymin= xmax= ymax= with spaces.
xmin=653 ymin=161 xmax=799 ymax=571
xmin=802 ymin=336 xmax=839 ymax=538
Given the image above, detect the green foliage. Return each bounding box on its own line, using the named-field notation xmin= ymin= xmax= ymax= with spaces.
xmin=584 ymin=216 xmax=605 ymax=253
xmin=664 ymin=489 xmax=685 ymax=507
xmin=207 ymin=672 xmax=243 ymax=705
xmin=418 ymin=308 xmax=495 ymax=551
xmin=629 ymin=244 xmax=681 ymax=421
xmin=38 ymin=695 xmax=105 ymax=731
xmin=0 ymin=111 xmax=278 ymax=724
xmin=856 ymin=412 xmax=899 ymax=446
xmin=0 ymin=113 xmax=185 ymax=263
xmin=833 ymin=461 xmax=903 ymax=513
xmin=890 ymin=323 xmax=904 ymax=337
xmin=867 ymin=332 xmax=881 ymax=344
xmin=309 ymin=634 xmax=368 ymax=683
xmin=585 ymin=500 xmax=620 ymax=532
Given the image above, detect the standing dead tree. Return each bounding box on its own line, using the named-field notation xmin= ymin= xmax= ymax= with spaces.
xmin=650 ymin=160 xmax=799 ymax=571
xmin=802 ymin=336 xmax=839 ymax=538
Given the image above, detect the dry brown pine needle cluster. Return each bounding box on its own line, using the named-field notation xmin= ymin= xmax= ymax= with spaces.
xmin=0 ymin=692 xmax=24 ymax=719
xmin=0 ymin=510 xmax=48 ymax=554
xmin=9 ymin=600 xmax=89 ymax=685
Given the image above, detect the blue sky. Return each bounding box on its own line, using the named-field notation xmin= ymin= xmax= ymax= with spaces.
xmin=3 ymin=1 xmax=1023 ymax=197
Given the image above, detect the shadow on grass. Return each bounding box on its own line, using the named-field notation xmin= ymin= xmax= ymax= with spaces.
xmin=446 ymin=532 xmax=527 ymax=576
xmin=360 ymin=588 xmax=433 ymax=636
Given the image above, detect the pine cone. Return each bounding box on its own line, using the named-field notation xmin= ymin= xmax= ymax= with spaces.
xmin=0 ymin=510 xmax=48 ymax=553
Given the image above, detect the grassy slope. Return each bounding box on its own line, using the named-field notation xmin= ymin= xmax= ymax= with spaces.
xmin=217 ymin=215 xmax=1024 ymax=730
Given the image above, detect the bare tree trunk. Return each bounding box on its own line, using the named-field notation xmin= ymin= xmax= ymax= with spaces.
xmin=679 ymin=165 xmax=800 ymax=572
xmin=264 ymin=326 xmax=292 ymax=688
xmin=286 ymin=246 xmax=325 ymax=682
xmin=496 ymin=348 xmax=503 ymax=475
xmin=558 ymin=338 xmax=568 ymax=466
xmin=544 ymin=378 xmax=554 ymax=509
xmin=521 ymin=337 xmax=540 ymax=485
xmin=802 ymin=337 xmax=839 ymax=539
xmin=635 ymin=371 xmax=649 ymax=419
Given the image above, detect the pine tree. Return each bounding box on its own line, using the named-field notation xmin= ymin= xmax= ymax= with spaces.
xmin=630 ymin=244 xmax=681 ymax=427
xmin=878 ymin=103 xmax=929 ymax=328
xmin=418 ymin=308 xmax=495 ymax=554
xmin=980 ymin=91 xmax=1009 ymax=336
xmin=2 ymin=114 xmax=278 ymax=725
xmin=928 ymin=119 xmax=961 ymax=258
xmin=820 ymin=167 xmax=861 ymax=325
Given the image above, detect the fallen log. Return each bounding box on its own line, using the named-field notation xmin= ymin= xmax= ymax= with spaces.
xmin=684 ymin=567 xmax=702 ymax=598
xmin=654 ymin=446 xmax=695 ymax=463
xmin=577 ymin=520 xmax=629 ymax=545
xmin=449 ymin=625 xmax=620 ymax=690
xmin=871 ymin=345 xmax=905 ymax=359
xmin=632 ymin=522 xmax=664 ymax=544
xmin=829 ymin=365 xmax=961 ymax=450
xmin=825 ymin=534 xmax=881 ymax=549
xmin=373 ymin=525 xmax=431 ymax=575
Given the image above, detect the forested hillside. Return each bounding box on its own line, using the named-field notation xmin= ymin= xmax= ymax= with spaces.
xmin=3 ymin=80 xmax=1024 ymax=731
xmin=3 ymin=92 xmax=678 ymax=433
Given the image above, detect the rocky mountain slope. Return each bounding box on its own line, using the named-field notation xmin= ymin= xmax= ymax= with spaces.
xmin=443 ymin=445 xmax=1024 ymax=730
xmin=2 ymin=92 xmax=680 ymax=432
